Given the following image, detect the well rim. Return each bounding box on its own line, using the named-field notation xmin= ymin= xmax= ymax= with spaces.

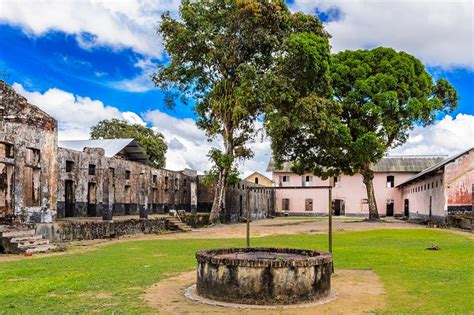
xmin=196 ymin=247 xmax=332 ymax=268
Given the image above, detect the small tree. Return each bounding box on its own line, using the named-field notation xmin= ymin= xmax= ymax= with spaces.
xmin=267 ymin=47 xmax=458 ymax=220
xmin=90 ymin=118 xmax=167 ymax=169
xmin=153 ymin=0 xmax=330 ymax=222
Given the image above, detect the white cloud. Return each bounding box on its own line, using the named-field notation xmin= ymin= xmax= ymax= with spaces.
xmin=291 ymin=0 xmax=474 ymax=70
xmin=11 ymin=82 xmax=272 ymax=175
xmin=0 ymin=0 xmax=181 ymax=58
xmin=391 ymin=114 xmax=474 ymax=156
xmin=12 ymin=82 xmax=142 ymax=140
xmin=144 ymin=109 xmax=217 ymax=172
xmin=110 ymin=57 xmax=156 ymax=92
xmin=14 ymin=83 xmax=471 ymax=177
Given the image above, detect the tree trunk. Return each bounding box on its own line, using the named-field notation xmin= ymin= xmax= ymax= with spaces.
xmin=361 ymin=166 xmax=380 ymax=221
xmin=209 ymin=126 xmax=233 ymax=223
xmin=209 ymin=171 xmax=224 ymax=223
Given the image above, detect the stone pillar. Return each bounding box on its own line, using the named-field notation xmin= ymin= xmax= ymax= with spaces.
xmin=102 ymin=207 xmax=113 ymax=221
xmin=139 ymin=206 xmax=148 ymax=219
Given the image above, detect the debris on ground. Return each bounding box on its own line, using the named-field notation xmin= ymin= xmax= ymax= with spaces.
xmin=426 ymin=245 xmax=440 ymax=250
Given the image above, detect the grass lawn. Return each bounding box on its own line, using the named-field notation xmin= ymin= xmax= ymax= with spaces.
xmin=0 ymin=229 xmax=472 ymax=314
xmin=274 ymin=216 xmax=364 ymax=221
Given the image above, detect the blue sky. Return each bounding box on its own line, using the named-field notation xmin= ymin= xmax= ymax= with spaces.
xmin=0 ymin=0 xmax=472 ymax=174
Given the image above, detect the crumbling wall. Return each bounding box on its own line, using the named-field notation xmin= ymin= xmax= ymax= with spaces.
xmin=0 ymin=80 xmax=58 ymax=223
xmin=57 ymin=147 xmax=193 ymax=218
xmin=445 ymin=149 xmax=473 ymax=213
xmin=197 ymin=177 xmax=275 ymax=222
xmin=36 ymin=218 xmax=169 ymax=242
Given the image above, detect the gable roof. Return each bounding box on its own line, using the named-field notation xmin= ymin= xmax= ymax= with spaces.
xmin=267 ymin=155 xmax=446 ymax=173
xmin=244 ymin=171 xmax=272 ymax=182
xmin=397 ymin=147 xmax=474 ymax=187
xmin=58 ymin=138 xmax=148 ymax=163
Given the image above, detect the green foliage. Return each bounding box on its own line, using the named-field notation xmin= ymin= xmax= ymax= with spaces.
xmin=267 ymin=47 xmax=459 ymax=177
xmin=90 ymin=118 xmax=167 ymax=169
xmin=0 ymin=229 xmax=472 ymax=313
xmin=153 ymin=0 xmax=330 ymax=217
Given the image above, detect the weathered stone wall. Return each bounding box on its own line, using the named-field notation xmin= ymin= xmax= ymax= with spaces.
xmin=0 ymin=80 xmax=58 ymax=223
xmin=1 ymin=80 xmax=275 ymax=225
xmin=36 ymin=218 xmax=169 ymax=242
xmin=445 ymin=149 xmax=473 ymax=213
xmin=197 ymin=177 xmax=275 ymax=222
xmin=57 ymin=147 xmax=193 ymax=218
xmin=57 ymin=148 xmax=275 ymax=222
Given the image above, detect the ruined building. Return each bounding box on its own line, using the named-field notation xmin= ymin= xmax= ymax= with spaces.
xmin=0 ymin=80 xmax=274 ymax=225
xmin=0 ymin=81 xmax=58 ymax=223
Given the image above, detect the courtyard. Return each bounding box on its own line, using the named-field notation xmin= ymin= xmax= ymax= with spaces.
xmin=0 ymin=218 xmax=472 ymax=314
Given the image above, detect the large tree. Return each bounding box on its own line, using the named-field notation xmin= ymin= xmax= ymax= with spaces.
xmin=90 ymin=118 xmax=167 ymax=169
xmin=153 ymin=0 xmax=330 ymax=222
xmin=267 ymin=47 xmax=458 ymax=220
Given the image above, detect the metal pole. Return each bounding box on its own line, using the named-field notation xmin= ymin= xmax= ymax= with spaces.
xmin=246 ymin=187 xmax=250 ymax=247
xmin=328 ymin=177 xmax=333 ymax=254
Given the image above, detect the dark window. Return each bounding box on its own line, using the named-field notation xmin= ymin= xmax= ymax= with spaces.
xmin=282 ymin=198 xmax=290 ymax=211
xmin=88 ymin=164 xmax=96 ymax=175
xmin=109 ymin=167 xmax=115 ymax=178
xmin=164 ymin=176 xmax=169 ymax=186
xmin=431 ymin=182 xmax=434 ymax=189
xmin=174 ymin=178 xmax=178 ymax=190
xmin=305 ymin=198 xmax=313 ymax=211
xmin=0 ymin=143 xmax=14 ymax=158
xmin=255 ymin=177 xmax=259 ymax=184
xmin=66 ymin=160 xmax=74 ymax=172
xmin=153 ymin=175 xmax=158 ymax=184
xmin=125 ymin=170 xmax=131 ymax=180
xmin=436 ymin=181 xmax=438 ymax=188
xmin=387 ymin=176 xmax=395 ymax=188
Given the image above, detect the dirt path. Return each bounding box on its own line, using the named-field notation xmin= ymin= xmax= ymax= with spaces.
xmin=143 ymin=269 xmax=387 ymax=314
xmin=1 ymin=217 xmax=471 ymax=262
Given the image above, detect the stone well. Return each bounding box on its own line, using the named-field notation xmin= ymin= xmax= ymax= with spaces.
xmin=196 ymin=247 xmax=332 ymax=305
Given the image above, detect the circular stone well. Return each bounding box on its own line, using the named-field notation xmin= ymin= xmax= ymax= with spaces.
xmin=196 ymin=247 xmax=332 ymax=305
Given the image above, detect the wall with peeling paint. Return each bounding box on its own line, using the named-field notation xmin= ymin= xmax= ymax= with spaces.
xmin=0 ymin=80 xmax=58 ymax=223
xmin=445 ymin=149 xmax=474 ymax=213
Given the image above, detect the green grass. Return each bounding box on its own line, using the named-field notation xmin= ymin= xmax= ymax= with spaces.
xmin=0 ymin=229 xmax=472 ymax=314
xmin=274 ymin=216 xmax=364 ymax=221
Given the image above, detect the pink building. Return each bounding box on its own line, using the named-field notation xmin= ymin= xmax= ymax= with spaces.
xmin=267 ymin=156 xmax=447 ymax=218
xmin=398 ymin=147 xmax=473 ymax=223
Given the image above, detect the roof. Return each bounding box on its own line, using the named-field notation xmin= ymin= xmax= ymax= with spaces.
xmin=267 ymin=155 xmax=446 ymax=173
xmin=244 ymin=171 xmax=272 ymax=182
xmin=397 ymin=147 xmax=474 ymax=187
xmin=58 ymin=138 xmax=148 ymax=163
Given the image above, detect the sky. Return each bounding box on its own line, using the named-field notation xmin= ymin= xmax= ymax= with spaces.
xmin=0 ymin=0 xmax=473 ymax=177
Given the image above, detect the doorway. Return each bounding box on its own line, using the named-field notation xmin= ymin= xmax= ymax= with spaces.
xmin=87 ymin=182 xmax=97 ymax=217
xmin=386 ymin=201 xmax=394 ymax=216
xmin=0 ymin=163 xmax=14 ymax=218
xmin=65 ymin=180 xmax=75 ymax=217
xmin=239 ymin=195 xmax=243 ymax=216
xmin=404 ymin=199 xmax=409 ymax=217
xmin=333 ymin=199 xmax=345 ymax=216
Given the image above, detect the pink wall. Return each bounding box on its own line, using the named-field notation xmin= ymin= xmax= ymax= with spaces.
xmin=273 ymin=172 xmax=416 ymax=216
xmin=401 ymin=174 xmax=446 ymax=220
xmin=398 ymin=149 xmax=473 ymax=221
xmin=445 ymin=149 xmax=474 ymax=209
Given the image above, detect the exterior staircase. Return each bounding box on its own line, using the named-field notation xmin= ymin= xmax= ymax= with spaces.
xmin=166 ymin=216 xmax=192 ymax=232
xmin=0 ymin=225 xmax=56 ymax=254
